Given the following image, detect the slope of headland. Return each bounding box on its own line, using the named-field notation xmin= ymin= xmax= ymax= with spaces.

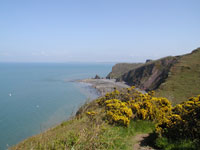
xmin=156 ymin=48 xmax=200 ymax=104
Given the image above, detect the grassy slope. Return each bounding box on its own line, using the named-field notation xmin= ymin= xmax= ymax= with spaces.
xmin=156 ymin=48 xmax=200 ymax=105
xmin=11 ymin=100 xmax=154 ymax=150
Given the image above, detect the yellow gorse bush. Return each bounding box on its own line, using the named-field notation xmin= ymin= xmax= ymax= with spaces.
xmin=156 ymin=95 xmax=200 ymax=140
xmin=105 ymin=99 xmax=132 ymax=126
xmin=96 ymin=87 xmax=172 ymax=126
xmin=128 ymin=96 xmax=172 ymax=121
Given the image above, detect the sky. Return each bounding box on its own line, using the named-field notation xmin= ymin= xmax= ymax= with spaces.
xmin=0 ymin=0 xmax=200 ymax=63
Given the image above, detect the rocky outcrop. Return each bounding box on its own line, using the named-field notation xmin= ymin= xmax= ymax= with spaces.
xmin=145 ymin=59 xmax=153 ymax=63
xmin=94 ymin=74 xmax=101 ymax=79
xmin=117 ymin=56 xmax=179 ymax=91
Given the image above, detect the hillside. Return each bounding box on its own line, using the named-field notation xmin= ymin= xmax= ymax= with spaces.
xmin=106 ymin=63 xmax=143 ymax=79
xmin=156 ymin=48 xmax=200 ymax=104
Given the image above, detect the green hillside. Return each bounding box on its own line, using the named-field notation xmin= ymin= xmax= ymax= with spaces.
xmin=156 ymin=48 xmax=200 ymax=105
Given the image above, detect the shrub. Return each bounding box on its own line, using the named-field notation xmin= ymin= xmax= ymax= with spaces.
xmin=156 ymin=95 xmax=200 ymax=140
xmin=97 ymin=87 xmax=172 ymax=126
xmin=104 ymin=99 xmax=133 ymax=126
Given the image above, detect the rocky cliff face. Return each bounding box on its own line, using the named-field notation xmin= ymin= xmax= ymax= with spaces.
xmin=117 ymin=56 xmax=179 ymax=91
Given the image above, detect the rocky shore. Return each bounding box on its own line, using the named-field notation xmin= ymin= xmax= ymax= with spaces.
xmin=78 ymin=78 xmax=130 ymax=96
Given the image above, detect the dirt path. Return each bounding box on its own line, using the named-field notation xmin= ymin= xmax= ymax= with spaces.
xmin=133 ymin=134 xmax=155 ymax=150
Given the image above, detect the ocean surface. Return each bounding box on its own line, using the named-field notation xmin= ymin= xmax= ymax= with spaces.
xmin=0 ymin=63 xmax=113 ymax=149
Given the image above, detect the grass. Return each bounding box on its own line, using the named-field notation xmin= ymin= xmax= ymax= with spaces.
xmin=107 ymin=63 xmax=143 ymax=79
xmin=156 ymin=48 xmax=200 ymax=105
xmin=11 ymin=119 xmax=155 ymax=150
xmin=155 ymin=137 xmax=199 ymax=150
xmin=97 ymin=120 xmax=155 ymax=150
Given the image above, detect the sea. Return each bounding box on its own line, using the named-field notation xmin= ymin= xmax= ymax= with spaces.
xmin=0 ymin=62 xmax=113 ymax=149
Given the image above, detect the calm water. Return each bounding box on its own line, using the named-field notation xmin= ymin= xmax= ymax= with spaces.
xmin=0 ymin=63 xmax=113 ymax=149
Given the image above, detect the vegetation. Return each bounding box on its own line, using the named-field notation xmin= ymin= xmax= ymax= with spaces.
xmin=11 ymin=86 xmax=200 ymax=150
xmin=156 ymin=95 xmax=200 ymax=141
xmin=156 ymin=48 xmax=200 ymax=104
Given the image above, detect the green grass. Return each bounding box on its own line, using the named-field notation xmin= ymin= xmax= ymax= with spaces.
xmin=155 ymin=137 xmax=198 ymax=150
xmin=156 ymin=48 xmax=200 ymax=105
xmin=97 ymin=120 xmax=155 ymax=150
xmin=107 ymin=63 xmax=143 ymax=79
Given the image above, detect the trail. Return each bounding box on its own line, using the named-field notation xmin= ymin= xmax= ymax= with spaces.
xmin=133 ymin=134 xmax=156 ymax=150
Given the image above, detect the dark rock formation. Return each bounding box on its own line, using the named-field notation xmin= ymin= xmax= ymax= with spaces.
xmin=145 ymin=59 xmax=153 ymax=63
xmin=94 ymin=74 xmax=101 ymax=79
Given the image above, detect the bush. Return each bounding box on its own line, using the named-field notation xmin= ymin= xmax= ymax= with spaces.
xmin=156 ymin=95 xmax=200 ymax=140
xmin=97 ymin=87 xmax=172 ymax=126
xmin=105 ymin=99 xmax=132 ymax=126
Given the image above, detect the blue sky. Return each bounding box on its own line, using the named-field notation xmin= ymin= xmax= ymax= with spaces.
xmin=0 ymin=0 xmax=199 ymax=62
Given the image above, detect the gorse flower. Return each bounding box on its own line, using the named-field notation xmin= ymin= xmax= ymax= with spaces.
xmin=105 ymin=99 xmax=132 ymax=126
xmin=156 ymin=95 xmax=200 ymax=140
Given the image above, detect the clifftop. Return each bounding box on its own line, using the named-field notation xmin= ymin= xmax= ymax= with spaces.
xmin=106 ymin=63 xmax=143 ymax=79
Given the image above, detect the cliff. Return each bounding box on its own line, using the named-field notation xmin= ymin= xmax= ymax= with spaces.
xmin=117 ymin=56 xmax=179 ymax=91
